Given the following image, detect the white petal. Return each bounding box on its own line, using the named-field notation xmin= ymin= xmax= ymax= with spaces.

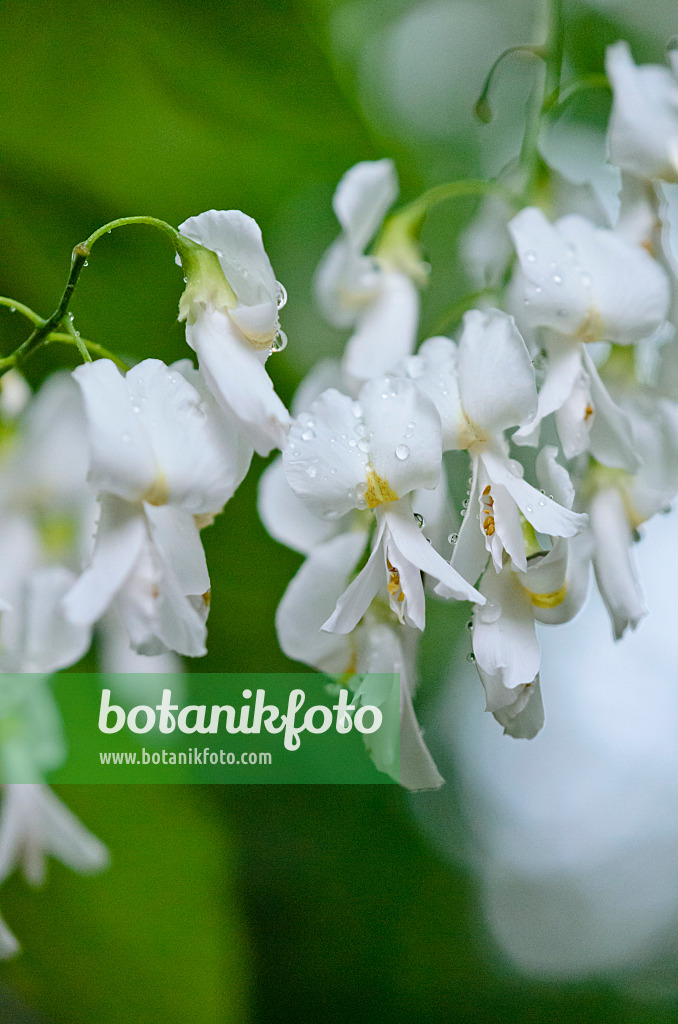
xmin=291 ymin=359 xmax=346 ymax=415
xmin=0 ymin=784 xmax=108 ymax=887
xmin=492 ymin=675 xmax=545 ymax=739
xmin=535 ymin=446 xmax=575 ymax=509
xmin=386 ymin=503 xmax=483 ymax=605
xmin=62 ymin=497 xmax=147 ymax=627
xmin=179 ymin=209 xmax=279 ymax=337
xmin=187 ymin=308 xmax=290 ymax=456
xmin=354 ymin=624 xmax=443 ymax=790
xmin=360 ymin=375 xmax=442 ymax=496
xmin=590 ymin=487 xmax=646 ymax=639
xmin=343 ymin=271 xmax=419 ymax=382
xmin=509 ymin=207 xmax=590 ymax=335
xmin=558 ymin=214 xmax=670 ymax=344
xmin=554 ymin=366 xmax=594 ymax=459
xmin=144 ymin=504 xmax=209 ymax=596
xmin=513 ymin=337 xmax=583 ymax=447
xmin=314 ymin=240 xmax=380 ymax=328
xmin=0 ymin=911 xmax=19 ymax=959
xmin=606 ymin=41 xmax=678 ymax=182
xmin=258 ymin=456 xmax=341 ymax=554
xmin=480 ymin=450 xmax=587 ymax=538
xmin=583 ymin=349 xmax=640 ymax=472
xmin=491 ymin=482 xmax=528 ymax=573
xmin=17 ymin=567 xmax=91 ymax=673
xmin=398 ymin=336 xmax=466 ymax=451
xmin=71 ymin=360 xmax=158 ymax=502
xmin=283 ymin=389 xmax=369 ymax=520
xmin=458 ymin=309 xmax=537 ymax=434
xmin=472 ymin=563 xmax=541 ymax=705
xmin=276 ymin=531 xmax=367 ymax=672
xmin=447 ymin=457 xmax=489 ymax=587
xmin=322 ymin=520 xmax=386 ymax=635
xmin=333 ymin=160 xmax=398 ymax=250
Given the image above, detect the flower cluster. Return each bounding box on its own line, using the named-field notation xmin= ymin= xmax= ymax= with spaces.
xmin=1 ymin=33 xmax=678 ymax=955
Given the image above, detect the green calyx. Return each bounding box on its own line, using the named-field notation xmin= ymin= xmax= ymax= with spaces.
xmin=177 ymin=236 xmax=238 ymax=324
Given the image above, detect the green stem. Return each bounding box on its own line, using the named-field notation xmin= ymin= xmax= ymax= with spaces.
xmin=545 ymin=72 xmax=611 ymax=117
xmin=0 ymin=298 xmax=43 ymax=324
xmin=62 ymin=313 xmax=92 ymax=363
xmin=80 ymin=215 xmax=192 ymax=262
xmin=43 ymin=333 xmax=130 ymax=371
xmin=475 ymin=45 xmax=544 ymax=123
xmin=517 ymin=0 xmax=565 ymax=199
xmin=384 ymin=178 xmax=517 ymax=244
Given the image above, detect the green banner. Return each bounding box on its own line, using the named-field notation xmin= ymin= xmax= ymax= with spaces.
xmin=0 ymin=673 xmax=401 ymax=784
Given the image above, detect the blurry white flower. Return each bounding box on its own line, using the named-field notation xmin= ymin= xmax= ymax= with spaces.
xmin=606 ymin=41 xmax=678 ymax=183
xmin=63 ymin=358 xmax=240 ymax=657
xmin=315 ymin=160 xmax=423 ymax=383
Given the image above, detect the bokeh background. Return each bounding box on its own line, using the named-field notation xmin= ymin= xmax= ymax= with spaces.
xmin=1 ymin=0 xmax=678 ymax=1020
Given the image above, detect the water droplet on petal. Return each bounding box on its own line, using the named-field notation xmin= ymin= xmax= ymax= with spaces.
xmin=525 ymin=250 xmax=537 ymax=263
xmin=538 ymin=498 xmax=546 ymax=507
xmin=448 ymin=533 xmax=458 ymax=544
xmin=276 ymin=281 xmax=287 ymax=309
xmin=9 ymin=306 xmax=15 ymax=313
xmin=301 ymin=428 xmax=315 ymax=441
xmin=466 ymin=652 xmax=476 ymax=663
xmin=404 ymin=422 xmax=416 ymax=438
xmin=349 ymin=439 xmax=357 ymax=448
xmin=330 ymin=467 xmax=337 ymax=475
xmin=306 ymin=465 xmax=317 ymax=478
xmin=357 ymin=439 xmax=370 ymax=453
xmin=534 ymin=286 xmax=542 ymax=295
xmin=351 ymin=402 xmax=362 ymax=418
xmin=395 ymin=444 xmax=409 ymax=460
xmin=465 ymin=619 xmax=473 ymax=630
xmin=552 ymin=273 xmax=563 ymax=285
xmin=413 ymin=512 xmax=425 ymax=528
xmin=526 ymin=504 xmax=533 ymax=513
xmin=271 ymin=329 xmax=287 ymax=352
xmin=132 ymin=405 xmax=141 ymax=414
xmin=355 ymin=423 xmax=368 ymax=437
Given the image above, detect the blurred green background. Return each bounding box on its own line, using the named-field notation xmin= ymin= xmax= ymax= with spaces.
xmin=1 ymin=0 xmax=677 ymax=1020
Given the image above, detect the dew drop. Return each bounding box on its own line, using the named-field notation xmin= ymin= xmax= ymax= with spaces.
xmin=306 ymin=466 xmax=317 ymax=478
xmin=301 ymin=428 xmax=315 ymax=441
xmin=525 ymin=250 xmax=537 ymax=263
xmin=404 ymin=422 xmax=415 ymax=438
xmin=276 ymin=281 xmax=287 ymax=310
xmin=349 ymin=439 xmax=357 ymax=448
xmin=413 ymin=512 xmax=425 ymax=528
xmin=465 ymin=619 xmax=473 ymax=631
xmin=351 ymin=402 xmax=362 ymax=418
xmin=466 ymin=652 xmax=476 ymax=663
xmin=462 ymin=497 xmax=469 ymax=508
xmin=9 ymin=306 xmax=15 ymax=313
xmin=460 ymin=509 xmax=466 ymax=517
xmin=330 ymin=467 xmax=337 ymax=475
xmin=380 ymin=391 xmax=389 ymax=400
xmin=132 ymin=404 xmax=141 ymax=414
xmin=355 ymin=423 xmax=368 ymax=437
xmin=538 ymin=498 xmax=546 ymax=507
xmin=526 ymin=504 xmax=533 ymax=513
xmin=395 ymin=444 xmax=410 ymax=460
xmin=357 ymin=439 xmax=370 ymax=453
xmin=534 ymin=286 xmax=542 ymax=295
xmin=448 ymin=533 xmax=458 ymax=544
xmin=552 ymin=273 xmax=563 ymax=285
xmin=271 ymin=329 xmax=287 ymax=352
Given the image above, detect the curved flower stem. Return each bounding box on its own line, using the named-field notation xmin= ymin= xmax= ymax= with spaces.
xmin=0 ymin=298 xmax=43 ymax=324
xmin=392 ymin=179 xmax=518 ymax=236
xmin=517 ymin=0 xmax=564 ymax=199
xmin=475 ymin=45 xmax=545 ymax=123
xmin=43 ymin=333 xmax=130 ymax=371
xmin=545 ymin=73 xmax=611 ymax=118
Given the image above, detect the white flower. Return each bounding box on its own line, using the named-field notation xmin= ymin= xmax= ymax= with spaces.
xmin=282 ymin=376 xmax=483 ymax=632
xmin=606 ymin=41 xmax=678 ymax=183
xmin=275 ymin=529 xmax=443 ymax=789
xmin=402 ymin=312 xmax=586 ymax=586
xmin=470 ymin=446 xmax=591 ymax=737
xmin=63 ymin=358 xmax=241 ymax=657
xmin=178 ymin=210 xmax=290 ymax=455
xmin=0 ymin=784 xmax=108 ymax=887
xmin=315 ymin=160 xmax=422 ymax=383
xmin=508 ymin=207 xmax=669 ymax=466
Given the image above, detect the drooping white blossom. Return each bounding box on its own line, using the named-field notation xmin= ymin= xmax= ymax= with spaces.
xmin=178 ymin=210 xmax=290 ymax=455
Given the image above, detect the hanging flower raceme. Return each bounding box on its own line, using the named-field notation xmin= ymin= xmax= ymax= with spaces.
xmin=315 ymin=160 xmax=426 ymax=384
xmin=398 ymin=311 xmax=587 ymax=589
xmin=282 ymin=375 xmax=484 ymax=635
xmin=62 ymin=358 xmax=245 ymax=657
xmin=177 ymin=209 xmax=290 ymax=456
